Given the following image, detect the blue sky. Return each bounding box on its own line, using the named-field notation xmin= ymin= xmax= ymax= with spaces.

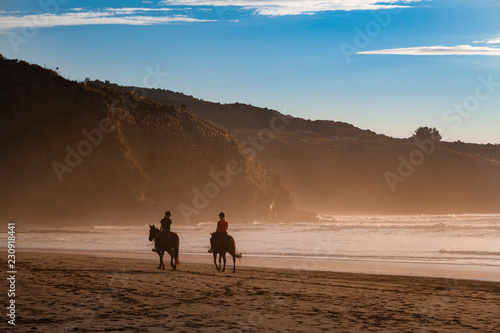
xmin=1 ymin=0 xmax=499 ymax=143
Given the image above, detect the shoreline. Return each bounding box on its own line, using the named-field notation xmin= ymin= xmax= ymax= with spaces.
xmin=19 ymin=248 xmax=500 ymax=282
xmin=4 ymin=250 xmax=500 ymax=332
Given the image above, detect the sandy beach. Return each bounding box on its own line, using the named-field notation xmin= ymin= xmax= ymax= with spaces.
xmin=3 ymin=251 xmax=500 ymax=332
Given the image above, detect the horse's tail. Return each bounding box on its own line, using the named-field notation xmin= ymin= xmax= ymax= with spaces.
xmin=229 ymin=236 xmax=242 ymax=260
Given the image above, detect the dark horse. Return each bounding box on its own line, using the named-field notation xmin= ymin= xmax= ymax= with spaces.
xmin=211 ymin=233 xmax=242 ymax=273
xmin=149 ymin=225 xmax=180 ymax=270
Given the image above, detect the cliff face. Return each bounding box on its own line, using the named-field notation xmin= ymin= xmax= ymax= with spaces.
xmin=114 ymin=85 xmax=500 ymax=215
xmin=0 ymin=57 xmax=294 ymax=225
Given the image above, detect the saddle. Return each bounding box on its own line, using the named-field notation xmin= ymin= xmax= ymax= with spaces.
xmin=210 ymin=232 xmax=229 ymax=247
xmin=159 ymin=230 xmax=173 ymax=240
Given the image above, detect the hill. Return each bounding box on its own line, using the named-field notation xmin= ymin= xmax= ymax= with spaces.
xmin=106 ymin=84 xmax=500 ymax=214
xmin=0 ymin=57 xmax=298 ymax=226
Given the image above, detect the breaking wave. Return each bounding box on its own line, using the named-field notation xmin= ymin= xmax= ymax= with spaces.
xmin=439 ymin=249 xmax=500 ymax=256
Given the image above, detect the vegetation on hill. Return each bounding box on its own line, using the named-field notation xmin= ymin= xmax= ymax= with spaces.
xmin=0 ymin=57 xmax=296 ymax=225
xmin=106 ymin=83 xmax=500 ymax=214
xmin=4 ymin=55 xmax=497 ymax=224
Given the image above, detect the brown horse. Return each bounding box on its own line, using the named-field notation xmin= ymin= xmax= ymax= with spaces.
xmin=211 ymin=232 xmax=242 ymax=273
xmin=149 ymin=225 xmax=180 ymax=270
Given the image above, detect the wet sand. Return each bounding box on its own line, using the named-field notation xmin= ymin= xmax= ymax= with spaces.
xmin=3 ymin=250 xmax=500 ymax=332
xmin=24 ymin=249 xmax=500 ymax=281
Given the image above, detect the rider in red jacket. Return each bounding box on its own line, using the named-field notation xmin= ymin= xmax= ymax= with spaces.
xmin=216 ymin=213 xmax=228 ymax=233
xmin=209 ymin=212 xmax=228 ymax=253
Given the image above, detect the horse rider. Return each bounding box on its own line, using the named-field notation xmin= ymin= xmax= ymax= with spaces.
xmin=152 ymin=210 xmax=172 ymax=252
xmin=208 ymin=212 xmax=228 ymax=253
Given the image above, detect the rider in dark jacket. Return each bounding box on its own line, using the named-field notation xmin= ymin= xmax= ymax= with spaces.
xmin=152 ymin=211 xmax=172 ymax=252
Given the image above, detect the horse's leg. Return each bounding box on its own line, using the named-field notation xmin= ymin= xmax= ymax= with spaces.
xmin=222 ymin=252 xmax=227 ymax=272
xmin=170 ymin=252 xmax=176 ymax=271
xmin=168 ymin=249 xmax=176 ymax=270
xmin=213 ymin=253 xmax=219 ymax=271
xmin=219 ymin=253 xmax=222 ymax=272
xmin=157 ymin=252 xmax=162 ymax=269
xmin=232 ymin=254 xmax=236 ymax=273
xmin=160 ymin=251 xmax=165 ymax=270
xmin=174 ymin=238 xmax=180 ymax=268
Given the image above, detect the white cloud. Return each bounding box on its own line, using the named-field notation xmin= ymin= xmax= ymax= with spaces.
xmin=357 ymin=45 xmax=500 ymax=56
xmin=161 ymin=0 xmax=425 ymax=16
xmin=103 ymin=7 xmax=175 ymax=14
xmin=474 ymin=37 xmax=500 ymax=45
xmin=0 ymin=8 xmax=213 ymax=32
xmin=486 ymin=38 xmax=500 ymax=45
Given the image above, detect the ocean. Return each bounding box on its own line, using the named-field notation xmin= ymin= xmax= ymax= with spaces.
xmin=4 ymin=214 xmax=500 ymax=270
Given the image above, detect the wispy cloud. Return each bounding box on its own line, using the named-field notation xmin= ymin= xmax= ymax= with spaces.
xmin=0 ymin=8 xmax=213 ymax=33
xmin=161 ymin=0 xmax=425 ymax=16
xmin=357 ymin=44 xmax=500 ymax=56
xmin=103 ymin=7 xmax=175 ymax=14
xmin=474 ymin=37 xmax=500 ymax=45
xmin=0 ymin=1 xmax=427 ymax=33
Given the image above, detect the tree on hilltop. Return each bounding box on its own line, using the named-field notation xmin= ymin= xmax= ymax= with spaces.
xmin=412 ymin=126 xmax=442 ymax=142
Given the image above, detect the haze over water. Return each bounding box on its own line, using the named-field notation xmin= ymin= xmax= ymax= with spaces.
xmin=9 ymin=214 xmax=500 ymax=270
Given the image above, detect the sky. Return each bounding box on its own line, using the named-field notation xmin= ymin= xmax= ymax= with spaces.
xmin=1 ymin=0 xmax=499 ymax=144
